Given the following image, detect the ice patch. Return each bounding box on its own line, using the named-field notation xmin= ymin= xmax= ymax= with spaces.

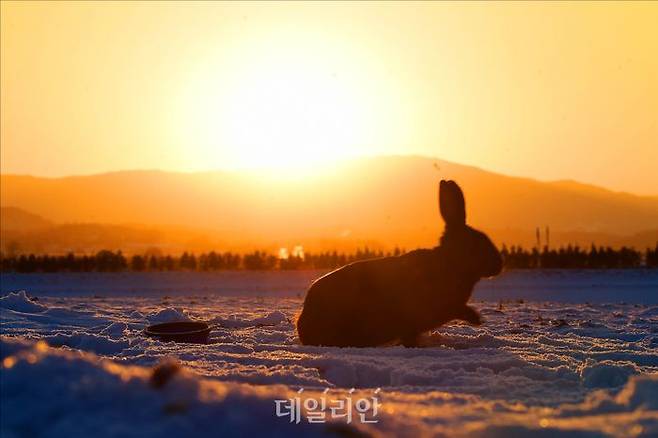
xmin=0 ymin=290 xmax=47 ymax=313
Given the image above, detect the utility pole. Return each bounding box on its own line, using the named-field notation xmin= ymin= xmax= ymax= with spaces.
xmin=535 ymin=227 xmax=541 ymax=249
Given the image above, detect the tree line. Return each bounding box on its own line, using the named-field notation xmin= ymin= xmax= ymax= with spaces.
xmin=0 ymin=248 xmax=399 ymax=273
xmin=501 ymin=244 xmax=658 ymax=269
xmin=1 ymin=245 xmax=657 ymax=273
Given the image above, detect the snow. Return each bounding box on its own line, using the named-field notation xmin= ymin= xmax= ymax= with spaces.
xmin=2 ymin=269 xmax=657 ymax=303
xmin=0 ymin=337 xmax=341 ymax=438
xmin=578 ymin=360 xmax=641 ymax=389
xmin=1 ymin=270 xmax=657 ymax=437
xmin=2 ymin=336 xmax=657 ymax=437
xmin=146 ymin=307 xmax=191 ymax=324
xmin=212 ymin=310 xmax=290 ymax=328
xmin=0 ymin=290 xmax=47 ymax=313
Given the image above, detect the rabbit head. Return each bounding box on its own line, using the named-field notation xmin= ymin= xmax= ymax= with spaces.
xmin=439 ymin=180 xmax=502 ymax=278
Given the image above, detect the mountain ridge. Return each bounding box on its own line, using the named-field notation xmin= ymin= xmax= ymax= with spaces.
xmin=2 ymin=155 xmax=657 ymax=253
xmin=3 ymin=155 xmax=656 ymax=199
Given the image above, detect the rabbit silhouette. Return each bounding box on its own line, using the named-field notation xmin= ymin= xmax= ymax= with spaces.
xmin=297 ymin=180 xmax=502 ymax=347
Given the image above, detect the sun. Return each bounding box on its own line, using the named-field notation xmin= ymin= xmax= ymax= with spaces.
xmin=225 ymin=62 xmax=368 ymax=169
xmin=180 ymin=44 xmax=374 ymax=172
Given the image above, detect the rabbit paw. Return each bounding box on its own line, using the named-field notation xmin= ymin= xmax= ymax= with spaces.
xmin=458 ymin=305 xmax=483 ymax=326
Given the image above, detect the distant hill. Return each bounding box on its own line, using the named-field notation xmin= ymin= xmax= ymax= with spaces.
xmin=1 ymin=156 xmax=657 ymax=254
xmin=1 ymin=207 xmax=52 ymax=231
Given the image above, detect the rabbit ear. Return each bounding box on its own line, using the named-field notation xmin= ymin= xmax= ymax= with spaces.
xmin=439 ymin=180 xmax=466 ymax=227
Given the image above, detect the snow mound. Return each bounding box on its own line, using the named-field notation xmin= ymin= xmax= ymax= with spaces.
xmin=254 ymin=310 xmax=289 ymax=326
xmin=0 ymin=337 xmax=368 ymax=438
xmin=146 ymin=307 xmax=191 ymax=324
xmin=2 ymin=336 xmax=657 ymax=438
xmin=579 ymin=360 xmax=640 ymax=388
xmin=129 ymin=310 xmax=146 ymax=319
xmin=100 ymin=322 xmax=129 ymax=339
xmin=637 ymin=306 xmax=658 ymax=318
xmin=44 ymin=333 xmax=130 ymax=355
xmin=0 ymin=290 xmax=47 ymax=313
xmin=615 ymin=373 xmax=658 ymax=410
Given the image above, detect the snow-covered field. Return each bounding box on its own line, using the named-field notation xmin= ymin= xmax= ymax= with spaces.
xmin=1 ymin=270 xmax=657 ymax=437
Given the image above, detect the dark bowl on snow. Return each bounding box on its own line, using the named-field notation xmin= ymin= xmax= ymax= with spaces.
xmin=145 ymin=321 xmax=211 ymax=344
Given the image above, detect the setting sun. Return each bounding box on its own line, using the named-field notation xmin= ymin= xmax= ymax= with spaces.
xmin=178 ymin=33 xmax=394 ymax=171
xmin=216 ymin=58 xmax=366 ymax=169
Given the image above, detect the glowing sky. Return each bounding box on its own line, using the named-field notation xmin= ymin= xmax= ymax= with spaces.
xmin=1 ymin=1 xmax=657 ymax=194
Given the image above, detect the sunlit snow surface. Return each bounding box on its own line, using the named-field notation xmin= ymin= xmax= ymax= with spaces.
xmin=1 ymin=270 xmax=657 ymax=437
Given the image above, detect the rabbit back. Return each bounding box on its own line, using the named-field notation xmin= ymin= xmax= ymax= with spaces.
xmin=297 ymin=251 xmax=469 ymax=346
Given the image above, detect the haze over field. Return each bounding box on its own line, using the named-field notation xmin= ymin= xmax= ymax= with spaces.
xmin=3 ymin=156 xmax=657 ymax=254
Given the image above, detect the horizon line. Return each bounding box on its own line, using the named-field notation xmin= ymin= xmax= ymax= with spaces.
xmin=1 ymin=153 xmax=657 ymax=199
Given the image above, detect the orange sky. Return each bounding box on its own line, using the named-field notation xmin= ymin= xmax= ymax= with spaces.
xmin=1 ymin=1 xmax=657 ymax=195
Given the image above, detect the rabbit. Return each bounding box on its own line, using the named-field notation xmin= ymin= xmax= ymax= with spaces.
xmin=296 ymin=180 xmax=502 ymax=347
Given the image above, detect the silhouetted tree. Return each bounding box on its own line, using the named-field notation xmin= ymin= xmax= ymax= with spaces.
xmin=131 ymin=255 xmax=146 ymax=271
